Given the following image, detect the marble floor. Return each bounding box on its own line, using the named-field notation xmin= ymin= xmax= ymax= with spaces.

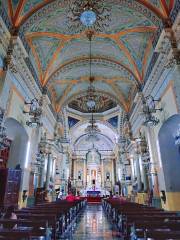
xmin=60 ymin=204 xmax=121 ymax=240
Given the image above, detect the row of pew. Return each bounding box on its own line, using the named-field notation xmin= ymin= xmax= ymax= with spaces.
xmin=0 ymin=199 xmax=86 ymax=239
xmin=103 ymin=198 xmax=180 ymax=239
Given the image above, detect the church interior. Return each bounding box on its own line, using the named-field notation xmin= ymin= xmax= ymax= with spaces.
xmin=0 ymin=0 xmax=180 ymax=239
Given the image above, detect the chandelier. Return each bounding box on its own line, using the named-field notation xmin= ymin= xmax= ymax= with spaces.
xmin=134 ymin=133 xmax=149 ymax=155
xmin=85 ymin=30 xmax=101 ymax=142
xmin=23 ymin=98 xmax=43 ymax=127
xmin=67 ymin=0 xmax=111 ymax=33
xmin=85 ymin=114 xmax=101 ymax=142
xmin=141 ymin=95 xmax=162 ymax=127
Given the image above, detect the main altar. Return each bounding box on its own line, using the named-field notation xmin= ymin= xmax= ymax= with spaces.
xmin=71 ymin=146 xmax=116 ymax=196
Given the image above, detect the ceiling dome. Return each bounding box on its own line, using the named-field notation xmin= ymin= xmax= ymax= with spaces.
xmin=68 ymin=92 xmax=117 ymax=113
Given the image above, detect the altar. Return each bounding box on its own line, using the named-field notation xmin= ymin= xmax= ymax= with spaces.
xmin=87 ymin=190 xmax=101 ymax=197
xmin=80 ymin=186 xmax=109 ymax=198
xmin=72 ymin=146 xmax=116 ymax=194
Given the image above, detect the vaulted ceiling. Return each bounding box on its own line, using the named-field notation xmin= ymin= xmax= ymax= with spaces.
xmin=2 ymin=0 xmax=175 ymax=113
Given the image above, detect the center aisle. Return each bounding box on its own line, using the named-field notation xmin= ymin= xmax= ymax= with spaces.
xmin=60 ymin=204 xmax=121 ymax=240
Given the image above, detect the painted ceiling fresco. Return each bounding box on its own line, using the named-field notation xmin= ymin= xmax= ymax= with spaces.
xmin=2 ymin=0 xmax=175 ymax=113
xmin=71 ymin=121 xmax=118 ymax=150
xmin=68 ymin=93 xmax=117 ymax=113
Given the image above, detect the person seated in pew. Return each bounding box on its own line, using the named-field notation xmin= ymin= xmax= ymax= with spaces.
xmin=66 ymin=192 xmax=76 ymax=202
xmin=57 ymin=191 xmax=63 ymax=200
xmin=113 ymin=192 xmax=119 ymax=198
xmin=75 ymin=191 xmax=81 ymax=200
xmin=119 ymin=195 xmax=127 ymax=204
xmin=1 ymin=205 xmax=17 ymax=229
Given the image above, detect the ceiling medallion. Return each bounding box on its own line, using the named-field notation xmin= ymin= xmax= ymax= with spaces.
xmin=67 ymin=0 xmax=111 ymax=33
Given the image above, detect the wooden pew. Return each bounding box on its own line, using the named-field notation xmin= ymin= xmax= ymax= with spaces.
xmin=15 ymin=199 xmax=85 ymax=239
xmin=0 ymin=219 xmax=48 ymax=239
xmin=103 ymin=198 xmax=180 ymax=239
xmin=16 ymin=213 xmax=57 ymax=239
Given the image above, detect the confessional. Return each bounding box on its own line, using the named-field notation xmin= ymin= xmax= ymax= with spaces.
xmin=0 ymin=168 xmax=21 ymax=208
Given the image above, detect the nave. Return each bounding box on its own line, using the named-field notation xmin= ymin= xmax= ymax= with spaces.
xmin=0 ymin=0 xmax=180 ymax=239
xmin=61 ymin=204 xmax=120 ymax=240
xmin=1 ymin=197 xmax=180 ymax=239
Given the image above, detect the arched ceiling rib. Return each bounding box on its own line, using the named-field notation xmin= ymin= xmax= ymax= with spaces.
xmin=2 ymin=0 xmax=175 ymax=112
xmin=6 ymin=0 xmax=171 ymax=28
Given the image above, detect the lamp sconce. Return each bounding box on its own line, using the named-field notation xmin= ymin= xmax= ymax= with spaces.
xmin=141 ymin=94 xmax=163 ymax=127
xmin=22 ymin=190 xmax=28 ymax=202
xmin=23 ymin=98 xmax=43 ymax=128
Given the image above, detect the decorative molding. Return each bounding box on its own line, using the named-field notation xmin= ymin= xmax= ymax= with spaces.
xmin=170 ymin=0 xmax=180 ymax=23
xmin=0 ymin=3 xmax=12 ymax=31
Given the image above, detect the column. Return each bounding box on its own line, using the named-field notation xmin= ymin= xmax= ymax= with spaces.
xmin=135 ymin=154 xmax=142 ymax=192
xmin=51 ymin=157 xmax=56 ymax=184
xmin=146 ymin=127 xmax=159 ymax=196
xmin=130 ymin=155 xmax=135 ymax=181
xmin=101 ymin=159 xmax=104 ymax=187
xmin=45 ymin=153 xmax=52 ymax=190
xmin=111 ymin=159 xmax=114 ymax=188
xmin=83 ymin=159 xmax=86 ymax=187
xmin=113 ymin=158 xmax=117 ymax=184
xmin=139 ymin=155 xmax=148 ymax=192
xmin=39 ymin=161 xmax=45 ymax=188
xmin=71 ymin=158 xmax=74 ymax=179
xmin=62 ymin=107 xmax=69 ymax=140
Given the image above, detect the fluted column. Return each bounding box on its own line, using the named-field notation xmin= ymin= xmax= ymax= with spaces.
xmin=101 ymin=159 xmax=104 ymax=187
xmin=111 ymin=158 xmax=114 ymax=187
xmin=113 ymin=158 xmax=116 ymax=184
xmin=71 ymin=158 xmax=74 ymax=179
xmin=135 ymin=154 xmax=142 ymax=191
xmin=139 ymin=155 xmax=148 ymax=192
xmin=45 ymin=153 xmax=52 ymax=190
xmin=83 ymin=159 xmax=87 ymax=187
xmin=39 ymin=163 xmax=45 ymax=188
xmin=146 ymin=127 xmax=160 ymax=196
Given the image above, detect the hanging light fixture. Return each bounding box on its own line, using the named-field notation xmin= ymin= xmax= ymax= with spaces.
xmin=85 ymin=30 xmax=101 ymax=142
xmin=67 ymin=0 xmax=111 ymax=33
xmin=141 ymin=95 xmax=162 ymax=127
xmin=86 ymin=30 xmax=96 ymax=110
xmin=23 ymin=98 xmax=43 ymax=127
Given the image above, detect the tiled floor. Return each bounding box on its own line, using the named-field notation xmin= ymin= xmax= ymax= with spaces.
xmin=60 ymin=204 xmax=121 ymax=240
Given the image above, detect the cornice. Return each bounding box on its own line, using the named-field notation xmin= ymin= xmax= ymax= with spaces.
xmin=11 ymin=48 xmax=41 ymax=99
xmin=130 ymin=12 xmax=180 ymax=133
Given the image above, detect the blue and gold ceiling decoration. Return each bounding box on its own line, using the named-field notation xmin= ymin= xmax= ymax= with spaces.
xmin=107 ymin=116 xmax=118 ymax=128
xmin=1 ymin=0 xmax=176 ymax=113
xmin=68 ymin=92 xmax=117 ymax=113
xmin=68 ymin=116 xmax=80 ymax=128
